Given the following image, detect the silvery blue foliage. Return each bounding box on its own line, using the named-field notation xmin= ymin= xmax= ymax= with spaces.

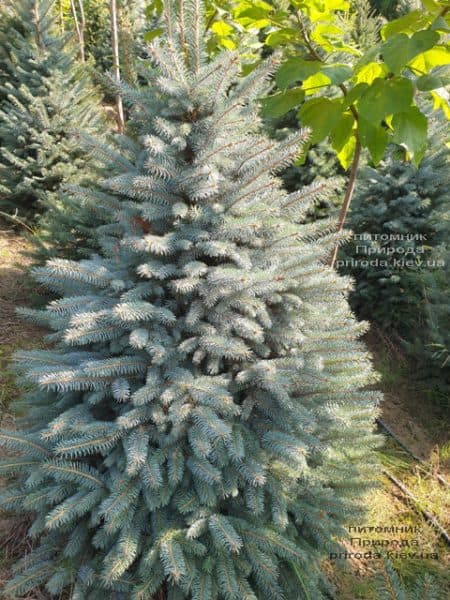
xmin=1 ymin=2 xmax=381 ymax=598
xmin=0 ymin=0 xmax=105 ymax=259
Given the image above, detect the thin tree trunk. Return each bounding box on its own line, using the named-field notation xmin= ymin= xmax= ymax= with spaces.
xmin=77 ymin=0 xmax=86 ymax=41
xmin=58 ymin=0 xmax=64 ymax=34
xmin=296 ymin=13 xmax=362 ymax=269
xmin=70 ymin=0 xmax=85 ymax=62
xmin=328 ymin=140 xmax=361 ymax=268
xmin=32 ymin=0 xmax=44 ymax=50
xmin=110 ymin=0 xmax=125 ymax=133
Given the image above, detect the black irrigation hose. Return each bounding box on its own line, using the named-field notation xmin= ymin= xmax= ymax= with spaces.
xmin=376 ymin=418 xmax=449 ymax=488
xmin=382 ymin=469 xmax=450 ymax=547
xmin=375 ymin=418 xmax=450 ymax=546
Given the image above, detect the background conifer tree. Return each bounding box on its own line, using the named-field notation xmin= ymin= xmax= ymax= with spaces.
xmin=1 ymin=2 xmax=381 ymax=598
xmin=341 ymin=113 xmax=449 ymax=402
xmin=0 ymin=0 xmax=106 ymax=259
xmin=403 ymin=164 xmax=450 ymax=403
xmin=369 ymin=0 xmax=412 ymax=19
xmin=77 ymin=0 xmax=147 ymax=85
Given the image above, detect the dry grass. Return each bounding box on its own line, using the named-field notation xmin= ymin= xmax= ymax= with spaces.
xmin=0 ymin=227 xmax=47 ymax=412
xmin=0 ymin=227 xmax=44 ymax=341
xmin=329 ymin=328 xmax=450 ymax=599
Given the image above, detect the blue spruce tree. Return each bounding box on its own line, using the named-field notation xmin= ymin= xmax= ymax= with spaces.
xmin=404 ymin=191 xmax=450 ymax=402
xmin=0 ymin=0 xmax=105 ymax=259
xmin=1 ymin=2 xmax=381 ymax=598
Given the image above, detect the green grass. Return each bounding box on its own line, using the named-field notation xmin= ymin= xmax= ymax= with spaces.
xmin=0 ymin=344 xmax=22 ymax=418
xmin=333 ymin=572 xmax=378 ymax=599
xmin=0 ymin=341 xmax=43 ymax=420
xmin=374 ymin=349 xmax=407 ymax=387
xmin=327 ymin=446 xmax=449 ymax=598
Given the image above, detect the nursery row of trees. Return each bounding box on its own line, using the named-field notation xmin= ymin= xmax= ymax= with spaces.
xmin=0 ymin=0 xmax=448 ymax=598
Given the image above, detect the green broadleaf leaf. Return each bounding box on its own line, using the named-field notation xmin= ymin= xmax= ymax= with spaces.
xmin=236 ymin=17 xmax=271 ymax=29
xmin=302 ymin=72 xmax=331 ymax=94
xmin=336 ymin=133 xmax=356 ymax=169
xmin=265 ymin=28 xmax=299 ymax=47
xmin=358 ymin=117 xmax=389 ymax=165
xmin=241 ymin=60 xmax=262 ymax=76
xmin=381 ymin=10 xmax=431 ymax=40
xmin=234 ymin=0 xmax=273 ymax=19
xmin=354 ymin=62 xmax=388 ymax=84
xmin=382 ymin=31 xmax=439 ymax=75
xmin=409 ymin=46 xmax=450 ymax=72
xmin=321 ymin=63 xmax=353 ymax=85
xmin=307 ymin=2 xmax=350 ymax=23
xmin=431 ymin=89 xmax=450 ymax=119
xmin=293 ymin=144 xmax=309 ymax=166
xmin=143 ymin=28 xmax=164 ymax=43
xmin=430 ymin=15 xmax=450 ymax=32
xmin=342 ymin=83 xmax=369 ymax=108
xmin=330 ymin=112 xmax=355 ymax=161
xmin=353 ymin=45 xmax=382 ymax=71
xmin=430 ymin=17 xmax=450 ymax=33
xmin=330 ymin=112 xmax=356 ymax=170
xmin=211 ymin=21 xmax=234 ymax=37
xmin=422 ymin=0 xmax=442 ymax=14
xmin=218 ymin=37 xmax=237 ymax=50
xmin=358 ymin=78 xmax=414 ymax=123
xmin=298 ymin=98 xmax=342 ymax=144
xmin=311 ymin=23 xmax=348 ymax=52
xmin=417 ymin=72 xmax=450 ymax=91
xmin=261 ymin=88 xmax=305 ymax=118
xmin=275 ymin=58 xmax=322 ymax=89
xmin=392 ymin=107 xmax=428 ymax=166
xmin=145 ymin=0 xmax=163 ymax=18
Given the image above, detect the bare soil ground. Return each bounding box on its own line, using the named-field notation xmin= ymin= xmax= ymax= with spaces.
xmin=366 ymin=327 xmax=449 ymax=472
